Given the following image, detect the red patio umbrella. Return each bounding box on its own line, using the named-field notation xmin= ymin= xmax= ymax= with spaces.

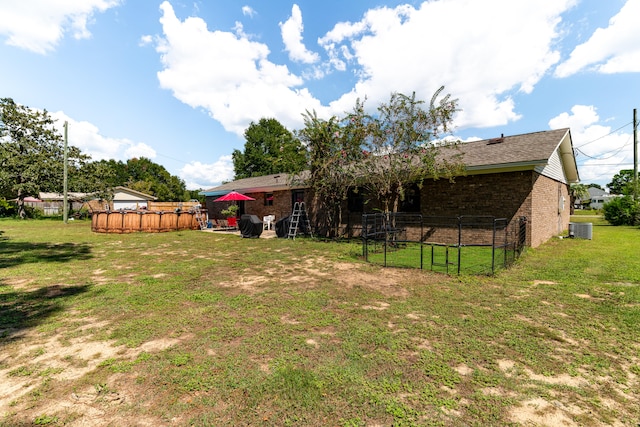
xmin=213 ymin=191 xmax=255 ymax=202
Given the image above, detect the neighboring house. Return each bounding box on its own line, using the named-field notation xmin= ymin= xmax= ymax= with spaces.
xmin=201 ymin=128 xmax=579 ymax=248
xmin=574 ymin=187 xmax=596 ymax=209
xmin=586 ymin=187 xmax=619 ymax=209
xmin=31 ymin=192 xmax=90 ymax=215
xmin=111 ymin=186 xmax=157 ymax=210
xmin=574 ymin=187 xmax=619 ymax=210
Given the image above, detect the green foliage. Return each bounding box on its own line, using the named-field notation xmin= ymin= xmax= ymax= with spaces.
xmin=68 ymin=158 xmax=115 ymax=200
xmin=603 ymin=195 xmax=640 ymax=225
xmin=297 ymin=111 xmax=355 ymax=238
xmin=570 ymin=183 xmax=591 ymax=213
xmin=232 ymin=118 xmax=307 ymax=179
xmin=569 ymin=183 xmax=589 ymax=201
xmin=607 ymin=169 xmax=635 ymax=195
xmin=33 ymin=414 xmax=58 ymax=425
xmin=0 ymin=98 xmax=89 ymax=218
xmin=186 ymin=189 xmax=205 ymax=203
xmin=0 ymin=198 xmax=17 ymax=217
xmin=91 ymin=157 xmax=188 ymax=201
xmin=351 ymin=89 xmax=463 ymax=213
xmin=299 ymin=88 xmax=462 ymax=238
xmin=220 ymin=204 xmax=239 ymax=217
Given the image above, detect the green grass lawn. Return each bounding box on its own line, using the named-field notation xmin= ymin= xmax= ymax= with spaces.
xmin=365 ymin=242 xmax=514 ymax=275
xmin=1 ymin=217 xmax=639 ymax=426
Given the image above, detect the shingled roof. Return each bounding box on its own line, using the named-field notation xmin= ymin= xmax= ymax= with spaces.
xmin=454 ymin=127 xmax=578 ymax=182
xmin=202 ymin=128 xmax=579 ymax=195
xmin=201 ymin=171 xmax=308 ymax=196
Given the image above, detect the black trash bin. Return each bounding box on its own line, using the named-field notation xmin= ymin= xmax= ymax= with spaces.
xmin=275 ymin=216 xmax=290 ymax=238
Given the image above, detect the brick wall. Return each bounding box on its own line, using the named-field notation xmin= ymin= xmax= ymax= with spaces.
xmin=337 ymin=170 xmax=568 ymax=248
xmin=530 ymin=174 xmax=570 ymax=247
xmin=205 ymin=189 xmax=306 ymax=225
xmin=416 ymin=171 xmax=533 ymax=219
xmin=203 ymin=169 xmax=569 ymax=247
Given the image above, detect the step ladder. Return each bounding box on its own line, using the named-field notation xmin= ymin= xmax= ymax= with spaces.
xmin=287 ymin=202 xmax=312 ymax=239
xmin=193 ymin=205 xmax=208 ymax=230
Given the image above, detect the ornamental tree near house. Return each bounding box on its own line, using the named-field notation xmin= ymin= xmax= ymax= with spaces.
xmin=297 ymin=110 xmax=362 ymax=238
xmin=342 ymin=88 xmax=464 ymax=213
xmin=300 ymin=88 xmax=464 ymax=239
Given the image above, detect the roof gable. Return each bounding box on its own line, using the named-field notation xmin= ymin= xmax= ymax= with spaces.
xmin=112 ymin=186 xmax=157 ymax=201
xmin=456 ymin=128 xmax=579 ymax=183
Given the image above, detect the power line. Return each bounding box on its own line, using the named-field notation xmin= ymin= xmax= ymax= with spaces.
xmin=578 ymin=163 xmax=633 ymax=167
xmin=575 ymin=133 xmax=632 ymax=160
xmin=575 ymin=121 xmax=633 ymax=148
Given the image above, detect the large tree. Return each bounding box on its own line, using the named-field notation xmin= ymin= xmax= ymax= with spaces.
xmin=92 ymin=157 xmax=189 ymax=201
xmin=607 ymin=169 xmax=635 ymax=195
xmin=343 ymin=88 xmax=463 ymax=213
xmin=232 ymin=118 xmax=307 ymax=179
xmin=0 ymin=98 xmax=88 ymax=218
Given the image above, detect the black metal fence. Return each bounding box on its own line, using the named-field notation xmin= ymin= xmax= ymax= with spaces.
xmin=362 ymin=213 xmax=527 ymax=275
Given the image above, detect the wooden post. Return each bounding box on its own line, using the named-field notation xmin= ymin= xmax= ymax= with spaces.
xmin=634 ymin=108 xmax=638 ymax=201
xmin=63 ymin=121 xmax=69 ymax=223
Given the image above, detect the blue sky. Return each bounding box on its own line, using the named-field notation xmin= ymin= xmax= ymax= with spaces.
xmin=1 ymin=0 xmax=639 ymax=191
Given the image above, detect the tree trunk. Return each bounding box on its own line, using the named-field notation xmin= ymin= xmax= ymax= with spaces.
xmin=17 ymin=195 xmax=26 ymax=219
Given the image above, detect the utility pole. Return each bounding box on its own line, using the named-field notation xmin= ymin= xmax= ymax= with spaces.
xmin=634 ymin=109 xmax=638 ymax=201
xmin=63 ymin=121 xmax=69 ymax=223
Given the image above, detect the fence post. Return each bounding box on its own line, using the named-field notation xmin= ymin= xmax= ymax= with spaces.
xmin=457 ymin=216 xmax=462 ymax=275
xmin=491 ymin=219 xmax=496 ymax=274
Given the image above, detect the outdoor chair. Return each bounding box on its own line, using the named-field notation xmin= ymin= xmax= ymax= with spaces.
xmin=263 ymin=214 xmax=275 ymax=230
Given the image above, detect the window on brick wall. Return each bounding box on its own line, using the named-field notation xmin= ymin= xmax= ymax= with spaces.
xmin=292 ymin=190 xmax=304 ymax=205
xmin=400 ymin=185 xmax=421 ymax=213
xmin=264 ymin=193 xmax=273 ymax=206
xmin=347 ymin=188 xmax=364 ymax=212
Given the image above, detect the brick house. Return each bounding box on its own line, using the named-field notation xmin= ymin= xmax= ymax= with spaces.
xmin=201 ymin=128 xmax=579 ymax=247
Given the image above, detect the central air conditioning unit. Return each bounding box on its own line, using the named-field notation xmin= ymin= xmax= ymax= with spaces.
xmin=568 ymin=222 xmax=592 ymax=240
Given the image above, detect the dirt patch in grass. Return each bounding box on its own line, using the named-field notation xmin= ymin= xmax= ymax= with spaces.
xmin=0 ymin=313 xmax=193 ymax=426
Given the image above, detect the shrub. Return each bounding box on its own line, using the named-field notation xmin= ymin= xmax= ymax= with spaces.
xmin=603 ymin=195 xmax=640 ymax=226
xmin=221 ymin=204 xmax=239 ymax=217
xmin=0 ymin=199 xmax=17 ymax=218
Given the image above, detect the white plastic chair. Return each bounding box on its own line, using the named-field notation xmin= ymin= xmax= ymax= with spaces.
xmin=263 ymin=215 xmax=275 ymax=230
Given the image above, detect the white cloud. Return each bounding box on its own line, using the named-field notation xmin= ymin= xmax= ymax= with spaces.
xmin=555 ymin=0 xmax=640 ymax=77
xmin=242 ymin=6 xmax=256 ymax=18
xmin=0 ymin=0 xmax=120 ymax=54
xmin=548 ymin=105 xmax=633 ymax=185
xmin=139 ymin=34 xmax=153 ymax=47
xmin=180 ymin=156 xmax=235 ymax=190
xmin=49 ymin=111 xmax=156 ymax=162
xmin=154 ymin=0 xmax=578 ymax=138
xmin=155 ymin=1 xmax=327 ymax=136
xmin=124 ymin=142 xmax=158 ymax=159
xmin=279 ymin=4 xmax=320 ymax=64
xmin=320 ymin=0 xmax=576 ymax=129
